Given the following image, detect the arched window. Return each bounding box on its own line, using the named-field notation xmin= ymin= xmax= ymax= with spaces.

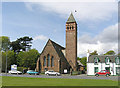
xmin=116 ymin=57 xmax=120 ymax=65
xmin=43 ymin=56 xmax=46 ymax=66
xmin=51 ymin=56 xmax=54 ymax=67
xmin=94 ymin=57 xmax=99 ymax=65
xmin=105 ymin=57 xmax=110 ymax=65
xmin=67 ymin=27 xmax=69 ymax=30
xmin=47 ymin=54 xmax=50 ymax=67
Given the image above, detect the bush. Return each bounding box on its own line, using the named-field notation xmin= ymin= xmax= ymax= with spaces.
xmin=40 ymin=72 xmax=45 ymax=74
xmin=72 ymin=71 xmax=80 ymax=75
xmin=17 ymin=67 xmax=28 ymax=73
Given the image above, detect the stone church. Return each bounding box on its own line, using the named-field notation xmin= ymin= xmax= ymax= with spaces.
xmin=36 ymin=13 xmax=78 ymax=73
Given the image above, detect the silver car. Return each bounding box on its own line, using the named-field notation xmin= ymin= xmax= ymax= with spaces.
xmin=45 ymin=70 xmax=60 ymax=76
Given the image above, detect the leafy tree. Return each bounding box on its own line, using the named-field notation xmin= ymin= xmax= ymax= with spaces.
xmin=10 ymin=40 xmax=22 ymax=53
xmin=80 ymin=57 xmax=87 ymax=71
xmin=104 ymin=50 xmax=115 ymax=55
xmin=0 ymin=36 xmax=10 ymax=51
xmin=77 ymin=57 xmax=81 ymax=60
xmin=2 ymin=50 xmax=15 ymax=72
xmin=10 ymin=36 xmax=33 ymax=53
xmin=18 ymin=36 xmax=33 ymax=51
xmin=118 ymin=53 xmax=120 ymax=56
xmin=17 ymin=49 xmax=39 ymax=69
xmin=2 ymin=51 xmax=6 ymax=72
xmin=90 ymin=50 xmax=98 ymax=55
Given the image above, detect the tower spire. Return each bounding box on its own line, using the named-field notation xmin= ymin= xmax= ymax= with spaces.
xmin=67 ymin=12 xmax=76 ymax=23
xmin=66 ymin=13 xmax=77 ymax=71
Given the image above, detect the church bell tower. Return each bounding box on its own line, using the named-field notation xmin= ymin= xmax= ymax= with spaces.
xmin=65 ymin=13 xmax=77 ymax=71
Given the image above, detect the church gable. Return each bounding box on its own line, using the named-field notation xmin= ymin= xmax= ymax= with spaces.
xmin=40 ymin=39 xmax=60 ymax=60
xmin=39 ymin=39 xmax=63 ymax=72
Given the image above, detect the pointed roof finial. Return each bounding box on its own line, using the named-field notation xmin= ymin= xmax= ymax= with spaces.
xmin=88 ymin=49 xmax=90 ymax=53
xmin=67 ymin=12 xmax=76 ymax=23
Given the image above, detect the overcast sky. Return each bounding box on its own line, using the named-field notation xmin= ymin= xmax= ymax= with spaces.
xmin=2 ymin=0 xmax=118 ymax=57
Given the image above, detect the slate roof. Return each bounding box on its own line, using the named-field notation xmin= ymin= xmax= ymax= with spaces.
xmin=88 ymin=55 xmax=119 ymax=63
xmin=50 ymin=39 xmax=65 ymax=50
xmin=66 ymin=13 xmax=76 ymax=23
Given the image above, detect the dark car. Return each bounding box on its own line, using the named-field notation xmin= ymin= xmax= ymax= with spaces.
xmin=95 ymin=70 xmax=111 ymax=77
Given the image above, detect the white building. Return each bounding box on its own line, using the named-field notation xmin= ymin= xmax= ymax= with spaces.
xmin=87 ymin=52 xmax=120 ymax=75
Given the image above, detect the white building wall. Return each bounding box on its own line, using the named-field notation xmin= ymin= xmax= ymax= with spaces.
xmin=87 ymin=63 xmax=94 ymax=75
xmin=87 ymin=62 xmax=120 ymax=75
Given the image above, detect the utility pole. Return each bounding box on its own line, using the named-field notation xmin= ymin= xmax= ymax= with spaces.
xmin=5 ymin=50 xmax=7 ymax=76
xmin=5 ymin=44 xmax=8 ymax=76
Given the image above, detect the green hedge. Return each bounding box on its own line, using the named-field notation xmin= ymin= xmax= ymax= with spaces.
xmin=17 ymin=67 xmax=28 ymax=73
xmin=72 ymin=71 xmax=81 ymax=75
xmin=40 ymin=72 xmax=45 ymax=74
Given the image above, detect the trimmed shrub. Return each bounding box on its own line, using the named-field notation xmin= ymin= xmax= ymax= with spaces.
xmin=17 ymin=67 xmax=28 ymax=73
xmin=72 ymin=71 xmax=80 ymax=75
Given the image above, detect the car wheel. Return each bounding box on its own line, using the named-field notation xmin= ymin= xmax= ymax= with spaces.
xmin=95 ymin=74 xmax=99 ymax=77
xmin=106 ymin=74 xmax=109 ymax=77
xmin=46 ymin=73 xmax=49 ymax=76
xmin=29 ymin=73 xmax=31 ymax=75
xmin=37 ymin=73 xmax=39 ymax=75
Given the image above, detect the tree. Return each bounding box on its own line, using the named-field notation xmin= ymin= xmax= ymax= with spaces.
xmin=10 ymin=36 xmax=33 ymax=53
xmin=2 ymin=50 xmax=15 ymax=72
xmin=118 ymin=53 xmax=120 ymax=56
xmin=80 ymin=57 xmax=87 ymax=71
xmin=104 ymin=50 xmax=115 ymax=55
xmin=18 ymin=36 xmax=33 ymax=51
xmin=90 ymin=50 xmax=98 ymax=55
xmin=0 ymin=36 xmax=10 ymax=51
xmin=2 ymin=51 xmax=6 ymax=72
xmin=10 ymin=40 xmax=22 ymax=53
xmin=77 ymin=57 xmax=81 ymax=60
xmin=17 ymin=49 xmax=39 ymax=69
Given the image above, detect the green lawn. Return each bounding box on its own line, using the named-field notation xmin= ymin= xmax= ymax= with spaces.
xmin=2 ymin=76 xmax=118 ymax=86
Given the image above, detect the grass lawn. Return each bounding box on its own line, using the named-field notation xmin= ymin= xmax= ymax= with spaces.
xmin=2 ymin=76 xmax=118 ymax=86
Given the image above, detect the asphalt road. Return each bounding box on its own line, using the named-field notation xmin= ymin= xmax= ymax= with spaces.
xmin=2 ymin=73 xmax=118 ymax=81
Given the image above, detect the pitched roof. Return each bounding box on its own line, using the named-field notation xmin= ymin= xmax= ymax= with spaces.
xmin=88 ymin=55 xmax=119 ymax=63
xmin=50 ymin=39 xmax=65 ymax=50
xmin=50 ymin=39 xmax=68 ymax=62
xmin=67 ymin=13 xmax=76 ymax=23
xmin=41 ymin=39 xmax=68 ymax=63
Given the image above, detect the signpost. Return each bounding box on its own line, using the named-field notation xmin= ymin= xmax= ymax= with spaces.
xmin=64 ymin=69 xmax=67 ymax=73
xmin=11 ymin=64 xmax=17 ymax=71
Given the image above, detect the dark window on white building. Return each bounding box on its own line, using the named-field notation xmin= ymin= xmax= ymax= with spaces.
xmin=94 ymin=57 xmax=99 ymax=65
xmin=116 ymin=57 xmax=120 ymax=65
xmin=105 ymin=57 xmax=110 ymax=65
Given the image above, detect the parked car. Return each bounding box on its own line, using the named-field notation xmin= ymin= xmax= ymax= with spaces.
xmin=95 ymin=70 xmax=111 ymax=77
xmin=27 ymin=70 xmax=39 ymax=75
xmin=45 ymin=70 xmax=60 ymax=76
xmin=9 ymin=70 xmax=22 ymax=74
